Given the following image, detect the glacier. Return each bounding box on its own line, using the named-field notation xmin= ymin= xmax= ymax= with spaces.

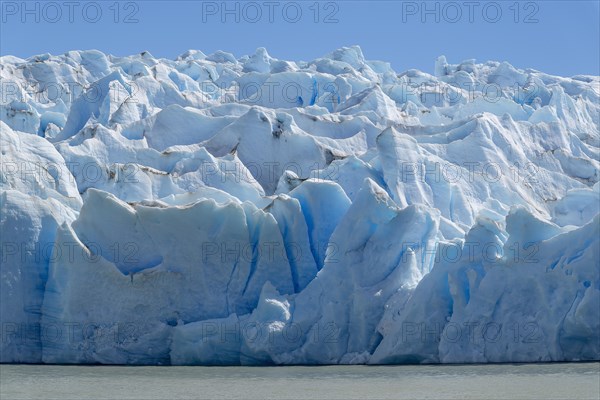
xmin=0 ymin=46 xmax=598 ymax=364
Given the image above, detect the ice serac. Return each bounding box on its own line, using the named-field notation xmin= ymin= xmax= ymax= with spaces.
xmin=41 ymin=188 xmax=298 ymax=363
xmin=203 ymin=108 xmax=350 ymax=195
xmin=372 ymin=210 xmax=599 ymax=364
xmin=266 ymin=195 xmax=319 ymax=292
xmin=1 ymin=47 xmax=599 ymax=364
xmin=235 ymin=179 xmax=440 ymax=364
xmin=288 ymin=179 xmax=351 ymax=270
xmin=0 ymin=123 xmax=80 ymax=362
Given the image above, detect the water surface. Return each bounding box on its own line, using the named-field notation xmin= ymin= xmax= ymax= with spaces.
xmin=1 ymin=363 xmax=599 ymax=399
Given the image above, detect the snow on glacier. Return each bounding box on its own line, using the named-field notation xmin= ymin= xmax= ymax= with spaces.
xmin=0 ymin=46 xmax=599 ymax=364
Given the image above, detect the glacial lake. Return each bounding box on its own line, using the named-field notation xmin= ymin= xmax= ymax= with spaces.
xmin=1 ymin=363 xmax=598 ymax=399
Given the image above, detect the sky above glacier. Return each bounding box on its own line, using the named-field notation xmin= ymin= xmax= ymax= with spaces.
xmin=1 ymin=0 xmax=598 ymax=76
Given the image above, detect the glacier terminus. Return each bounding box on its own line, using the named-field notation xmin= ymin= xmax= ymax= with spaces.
xmin=0 ymin=46 xmax=598 ymax=365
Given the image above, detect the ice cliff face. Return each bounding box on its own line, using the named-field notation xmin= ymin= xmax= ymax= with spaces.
xmin=1 ymin=47 xmax=598 ymax=364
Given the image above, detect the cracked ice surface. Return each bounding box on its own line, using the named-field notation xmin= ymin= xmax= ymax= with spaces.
xmin=0 ymin=47 xmax=598 ymax=364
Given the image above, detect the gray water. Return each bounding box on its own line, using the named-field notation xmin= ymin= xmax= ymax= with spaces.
xmin=1 ymin=363 xmax=599 ymax=400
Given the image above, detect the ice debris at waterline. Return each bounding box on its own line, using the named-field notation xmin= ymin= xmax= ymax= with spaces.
xmin=1 ymin=47 xmax=599 ymax=364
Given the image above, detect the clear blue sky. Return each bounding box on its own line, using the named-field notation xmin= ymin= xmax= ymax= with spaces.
xmin=1 ymin=1 xmax=599 ymax=76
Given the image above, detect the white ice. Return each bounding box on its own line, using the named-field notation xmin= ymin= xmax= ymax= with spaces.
xmin=0 ymin=46 xmax=598 ymax=364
